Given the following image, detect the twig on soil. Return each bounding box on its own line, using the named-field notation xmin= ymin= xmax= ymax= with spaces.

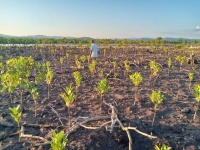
xmin=49 ymin=106 xmax=64 ymax=126
xmin=20 ymin=126 xmax=49 ymax=142
xmin=23 ymin=123 xmax=58 ymax=128
xmin=21 ymin=103 xmax=157 ymax=150
xmin=79 ymin=121 xmax=112 ymax=130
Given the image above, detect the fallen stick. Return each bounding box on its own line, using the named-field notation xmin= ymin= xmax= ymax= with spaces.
xmin=20 ymin=126 xmax=49 ymax=142
xmin=49 ymin=106 xmax=65 ymax=126
xmin=22 ymin=104 xmax=157 ymax=150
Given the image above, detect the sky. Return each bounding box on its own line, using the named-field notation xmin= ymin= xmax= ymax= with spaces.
xmin=0 ymin=0 xmax=200 ymax=39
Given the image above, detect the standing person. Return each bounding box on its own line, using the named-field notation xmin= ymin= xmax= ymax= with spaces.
xmin=90 ymin=39 xmax=99 ymax=59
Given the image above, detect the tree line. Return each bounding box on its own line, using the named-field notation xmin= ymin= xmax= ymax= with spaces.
xmin=0 ymin=36 xmax=199 ymax=45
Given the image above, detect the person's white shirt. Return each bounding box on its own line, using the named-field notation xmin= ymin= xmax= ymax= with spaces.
xmin=90 ymin=43 xmax=99 ymax=58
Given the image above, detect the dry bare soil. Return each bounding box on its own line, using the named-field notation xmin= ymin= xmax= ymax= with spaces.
xmin=0 ymin=46 xmax=200 ymax=150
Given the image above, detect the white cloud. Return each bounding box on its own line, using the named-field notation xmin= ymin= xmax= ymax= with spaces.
xmin=196 ymin=26 xmax=200 ymax=29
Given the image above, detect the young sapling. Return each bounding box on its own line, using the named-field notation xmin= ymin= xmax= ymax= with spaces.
xmin=75 ymin=60 xmax=82 ymax=69
xmin=29 ymin=83 xmax=39 ymax=117
xmin=112 ymin=61 xmax=117 ymax=74
xmin=46 ymin=68 xmax=54 ymax=99
xmin=89 ymin=60 xmax=97 ymax=75
xmin=188 ymin=72 xmax=194 ymax=91
xmin=60 ymin=86 xmax=76 ymax=126
xmin=80 ymin=55 xmax=87 ymax=63
xmin=9 ymin=105 xmax=22 ymax=142
xmin=149 ymin=90 xmax=164 ymax=127
xmin=155 ymin=144 xmax=171 ymax=150
xmin=129 ymin=72 xmax=143 ymax=105
xmin=60 ymin=57 xmax=64 ymax=72
xmin=73 ymin=71 xmax=82 ymax=98
xmin=167 ymin=57 xmax=172 ymax=75
xmin=95 ymin=78 xmax=110 ymax=113
xmin=193 ymin=85 xmax=200 ymax=121
xmin=50 ymin=130 xmax=68 ymax=150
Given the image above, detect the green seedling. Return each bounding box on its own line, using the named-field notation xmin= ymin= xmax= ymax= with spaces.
xmin=176 ymin=56 xmax=186 ymax=70
xmin=50 ymin=130 xmax=68 ymax=150
xmin=29 ymin=83 xmax=39 ymax=117
xmin=95 ymin=78 xmax=110 ymax=113
xmin=60 ymin=57 xmax=64 ymax=71
xmin=193 ymin=85 xmax=200 ymax=121
xmin=80 ymin=55 xmax=87 ymax=63
xmin=188 ymin=72 xmax=194 ymax=91
xmin=112 ymin=61 xmax=117 ymax=73
xmin=167 ymin=58 xmax=172 ymax=75
xmin=35 ymin=62 xmax=47 ymax=85
xmin=75 ymin=60 xmax=82 ymax=69
xmin=124 ymin=60 xmax=130 ymax=75
xmin=149 ymin=60 xmax=160 ymax=77
xmin=66 ymin=53 xmax=70 ymax=62
xmin=155 ymin=144 xmax=171 ymax=150
xmin=60 ymin=86 xmax=76 ymax=125
xmin=9 ymin=105 xmax=22 ymax=142
xmin=46 ymin=68 xmax=54 ymax=99
xmin=114 ymin=72 xmax=118 ymax=78
xmin=89 ymin=60 xmax=96 ymax=75
xmin=129 ymin=72 xmax=143 ymax=105
xmin=73 ymin=71 xmax=82 ymax=97
xmin=149 ymin=90 xmax=164 ymax=126
xmin=5 ymin=56 xmax=34 ymax=107
xmin=1 ymin=72 xmax=19 ymax=102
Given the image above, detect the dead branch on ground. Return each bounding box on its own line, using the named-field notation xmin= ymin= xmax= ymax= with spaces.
xmin=21 ymin=103 xmax=157 ymax=150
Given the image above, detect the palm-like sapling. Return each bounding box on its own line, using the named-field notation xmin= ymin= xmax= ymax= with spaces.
xmin=60 ymin=86 xmax=76 ymax=125
xmin=50 ymin=130 xmax=68 ymax=150
xmin=149 ymin=90 xmax=164 ymax=126
xmin=129 ymin=72 xmax=143 ymax=105
xmin=193 ymin=85 xmax=200 ymax=121
xmin=73 ymin=71 xmax=82 ymax=97
xmin=9 ymin=105 xmax=22 ymax=142
xmin=95 ymin=78 xmax=110 ymax=113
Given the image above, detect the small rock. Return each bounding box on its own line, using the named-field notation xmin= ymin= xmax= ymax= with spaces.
xmin=181 ymin=108 xmax=191 ymax=113
xmin=194 ymin=133 xmax=200 ymax=141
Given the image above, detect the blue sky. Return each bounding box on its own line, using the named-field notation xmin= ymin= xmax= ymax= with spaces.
xmin=0 ymin=0 xmax=200 ymax=39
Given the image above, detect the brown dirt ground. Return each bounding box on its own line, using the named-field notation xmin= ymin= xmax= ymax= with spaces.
xmin=0 ymin=46 xmax=200 ymax=150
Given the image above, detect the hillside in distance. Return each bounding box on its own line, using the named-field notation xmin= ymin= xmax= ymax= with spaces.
xmin=0 ymin=34 xmax=199 ymax=40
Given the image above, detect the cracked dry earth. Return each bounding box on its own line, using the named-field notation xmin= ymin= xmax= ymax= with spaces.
xmin=0 ymin=46 xmax=200 ymax=150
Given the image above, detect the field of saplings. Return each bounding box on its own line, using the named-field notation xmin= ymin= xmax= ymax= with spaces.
xmin=0 ymin=44 xmax=200 ymax=150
